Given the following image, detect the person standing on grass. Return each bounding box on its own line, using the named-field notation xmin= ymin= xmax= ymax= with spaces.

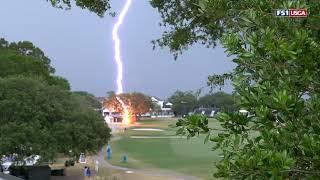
xmin=83 ymin=166 xmax=88 ymax=177
xmin=107 ymin=144 xmax=112 ymax=160
xmin=86 ymin=167 xmax=92 ymax=179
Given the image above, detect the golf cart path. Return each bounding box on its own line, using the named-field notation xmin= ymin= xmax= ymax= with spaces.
xmin=93 ymin=137 xmax=200 ymax=180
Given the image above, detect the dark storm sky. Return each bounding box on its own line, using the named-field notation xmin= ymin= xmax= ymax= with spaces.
xmin=0 ymin=0 xmax=234 ymax=99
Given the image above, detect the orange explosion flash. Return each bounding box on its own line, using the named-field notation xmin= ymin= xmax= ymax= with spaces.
xmin=116 ymin=97 xmax=131 ymax=125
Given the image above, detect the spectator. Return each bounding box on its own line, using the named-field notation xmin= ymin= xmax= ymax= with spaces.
xmin=83 ymin=166 xmax=87 ymax=177
xmin=86 ymin=167 xmax=91 ymax=179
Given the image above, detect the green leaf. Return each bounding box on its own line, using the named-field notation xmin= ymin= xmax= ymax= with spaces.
xmin=234 ymin=135 xmax=240 ymax=147
xmin=198 ymin=0 xmax=208 ymax=10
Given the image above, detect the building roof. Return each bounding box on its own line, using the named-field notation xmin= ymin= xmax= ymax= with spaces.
xmin=151 ymin=97 xmax=160 ymax=102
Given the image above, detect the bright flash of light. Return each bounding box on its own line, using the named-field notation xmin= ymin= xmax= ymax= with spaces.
xmin=116 ymin=96 xmax=130 ymax=125
xmin=112 ymin=0 xmax=133 ymax=125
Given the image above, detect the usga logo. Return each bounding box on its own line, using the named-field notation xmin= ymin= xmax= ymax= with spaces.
xmin=275 ymin=9 xmax=308 ymax=17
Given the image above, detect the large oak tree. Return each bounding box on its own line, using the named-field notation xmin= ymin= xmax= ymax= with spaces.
xmin=168 ymin=91 xmax=197 ymax=116
xmin=0 ymin=39 xmax=111 ymax=163
xmin=104 ymin=92 xmax=153 ymax=117
xmin=198 ymin=92 xmax=236 ymax=111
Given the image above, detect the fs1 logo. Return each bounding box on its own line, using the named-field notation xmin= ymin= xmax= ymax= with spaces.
xmin=275 ymin=9 xmax=308 ymax=17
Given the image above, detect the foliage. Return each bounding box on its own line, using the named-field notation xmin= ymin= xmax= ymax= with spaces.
xmin=48 ymin=76 xmax=71 ymax=90
xmin=129 ymin=92 xmax=153 ymax=115
xmin=168 ymin=91 xmax=197 ymax=116
xmin=207 ymin=73 xmax=233 ymax=90
xmin=104 ymin=91 xmax=123 ymax=112
xmin=0 ymin=76 xmax=110 ymax=162
xmin=198 ymin=92 xmax=236 ymax=111
xmin=0 ymin=38 xmax=54 ymax=73
xmin=0 ymin=39 xmax=111 ymax=162
xmin=73 ymin=91 xmax=102 ymax=109
xmin=47 ymin=0 xmax=112 ymax=17
xmin=104 ymin=92 xmax=153 ymax=116
xmin=152 ymin=0 xmax=320 ymax=178
xmin=0 ymin=49 xmax=50 ymax=78
xmin=0 ymin=39 xmax=70 ymax=90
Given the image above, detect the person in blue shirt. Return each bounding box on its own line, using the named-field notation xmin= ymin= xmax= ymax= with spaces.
xmin=86 ymin=167 xmax=91 ymax=178
xmin=107 ymin=144 xmax=112 ymax=160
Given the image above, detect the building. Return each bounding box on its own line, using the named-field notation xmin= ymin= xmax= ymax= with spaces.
xmin=149 ymin=97 xmax=174 ymax=118
xmin=102 ymin=108 xmax=123 ymax=124
xmin=97 ymin=97 xmax=122 ymax=124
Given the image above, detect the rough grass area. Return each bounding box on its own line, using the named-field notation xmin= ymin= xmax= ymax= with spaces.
xmin=108 ymin=118 xmax=221 ymax=179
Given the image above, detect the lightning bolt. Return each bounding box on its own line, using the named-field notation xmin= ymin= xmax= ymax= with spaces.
xmin=112 ymin=0 xmax=133 ymax=125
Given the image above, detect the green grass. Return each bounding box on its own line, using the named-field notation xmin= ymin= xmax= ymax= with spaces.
xmin=108 ymin=119 xmax=221 ymax=179
xmin=123 ymin=129 xmax=169 ymax=137
xmin=135 ymin=119 xmax=178 ymax=129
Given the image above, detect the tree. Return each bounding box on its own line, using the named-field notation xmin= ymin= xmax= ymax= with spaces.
xmin=129 ymin=92 xmax=153 ymax=116
xmin=0 ymin=39 xmax=111 ymax=163
xmin=0 ymin=39 xmax=70 ymax=90
xmin=168 ymin=91 xmax=197 ymax=116
xmin=0 ymin=38 xmax=54 ymax=73
xmin=104 ymin=92 xmax=123 ymax=112
xmin=198 ymin=92 xmax=236 ymax=111
xmin=73 ymin=91 xmax=102 ymax=110
xmin=0 ymin=76 xmax=110 ymax=162
xmin=104 ymin=92 xmax=152 ymax=117
xmin=152 ymin=0 xmax=320 ymax=178
xmin=46 ymin=0 xmax=112 ymax=17
xmin=48 ymin=76 xmax=71 ymax=90
xmin=0 ymin=50 xmax=51 ymax=78
xmin=150 ymin=0 xmax=228 ymax=59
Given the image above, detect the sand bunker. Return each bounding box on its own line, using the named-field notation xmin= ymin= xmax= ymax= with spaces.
xmin=132 ymin=128 xmax=164 ymax=132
